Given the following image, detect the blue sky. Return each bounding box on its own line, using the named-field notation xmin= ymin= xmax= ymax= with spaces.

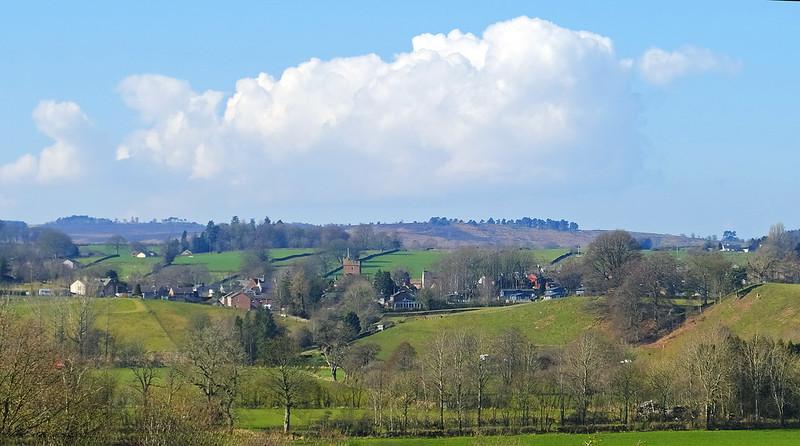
xmin=1 ymin=1 xmax=798 ymax=238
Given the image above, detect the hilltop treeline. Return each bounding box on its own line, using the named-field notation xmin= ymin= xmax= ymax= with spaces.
xmin=186 ymin=217 xmax=401 ymax=254
xmin=427 ymin=216 xmax=579 ymax=231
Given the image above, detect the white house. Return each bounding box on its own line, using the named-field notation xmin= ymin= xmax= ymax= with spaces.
xmin=70 ymin=279 xmax=88 ymax=296
xmin=132 ymin=252 xmax=148 ymax=259
xmin=62 ymin=259 xmax=79 ymax=269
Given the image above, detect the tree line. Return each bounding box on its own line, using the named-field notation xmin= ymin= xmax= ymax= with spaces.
xmin=427 ymin=216 xmax=578 ymax=231
xmin=182 ymin=217 xmax=401 ymax=256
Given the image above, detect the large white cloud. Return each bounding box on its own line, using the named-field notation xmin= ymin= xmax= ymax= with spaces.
xmin=638 ymin=46 xmax=738 ymax=86
xmin=0 ymin=101 xmax=90 ymax=185
xmin=117 ymin=16 xmax=717 ymax=203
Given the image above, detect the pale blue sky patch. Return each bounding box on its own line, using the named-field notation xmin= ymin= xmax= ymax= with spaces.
xmin=0 ymin=1 xmax=798 ymax=238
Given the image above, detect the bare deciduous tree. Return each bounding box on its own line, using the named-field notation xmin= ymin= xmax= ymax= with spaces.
xmin=683 ymin=328 xmax=733 ymax=429
xmin=582 ymin=230 xmax=641 ymax=292
xmin=180 ymin=319 xmax=244 ymax=430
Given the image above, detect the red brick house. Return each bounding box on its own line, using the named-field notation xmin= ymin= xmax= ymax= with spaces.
xmin=221 ymin=291 xmax=252 ymax=310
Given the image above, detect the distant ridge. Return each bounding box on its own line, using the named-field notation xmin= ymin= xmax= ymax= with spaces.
xmin=32 ymin=215 xmax=704 ymax=248
xmin=367 ymin=222 xmax=704 ymax=249
xmin=41 ymin=216 xmax=204 ymax=243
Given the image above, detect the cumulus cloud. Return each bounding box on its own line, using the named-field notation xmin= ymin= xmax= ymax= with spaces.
xmin=117 ymin=17 xmax=646 ymax=201
xmin=0 ymin=101 xmax=90 ymax=185
xmin=638 ymin=46 xmax=739 ymax=86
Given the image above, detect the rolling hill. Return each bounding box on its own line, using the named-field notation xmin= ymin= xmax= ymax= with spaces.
xmin=370 ymin=222 xmax=704 ymax=249
xmin=8 ymin=298 xmax=306 ymax=353
xmin=358 ymin=297 xmax=603 ymax=359
xmin=644 ymin=283 xmax=800 ymax=357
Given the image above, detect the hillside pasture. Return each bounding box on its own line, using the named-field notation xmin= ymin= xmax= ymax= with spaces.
xmin=83 ymin=255 xmax=162 ymax=280
xmin=359 ymin=298 xmax=601 ymax=360
xmin=269 ymin=248 xmax=316 ymax=260
xmin=172 ymin=251 xmax=243 ymax=278
xmin=8 ymin=297 xmax=246 ymax=352
xmin=357 ymin=248 xmax=571 ymax=281
xmin=644 ymin=283 xmax=800 ymax=359
xmin=359 ymin=250 xmax=444 ymax=280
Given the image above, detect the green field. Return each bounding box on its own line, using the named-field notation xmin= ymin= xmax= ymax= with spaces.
xmin=78 ymin=246 xmax=318 ymax=281
xmin=531 ymin=248 xmax=571 ymax=264
xmin=10 ymin=298 xmax=245 ymax=352
xmin=334 ymin=430 xmax=800 ymax=446
xmin=359 ymin=298 xmax=601 ymax=359
xmin=78 ymin=243 xmax=161 ymax=257
xmin=84 ymin=255 xmax=163 ymax=280
xmin=269 ymin=248 xmax=316 ymax=259
xmin=172 ymin=250 xmax=243 ymax=277
xmin=357 ymin=249 xmax=570 ymax=281
xmin=359 ymin=250 xmax=444 ymax=279
xmin=237 ymin=408 xmax=370 ymax=430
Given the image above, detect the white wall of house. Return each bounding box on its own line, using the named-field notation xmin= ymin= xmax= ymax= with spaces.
xmin=70 ymin=280 xmax=87 ymax=296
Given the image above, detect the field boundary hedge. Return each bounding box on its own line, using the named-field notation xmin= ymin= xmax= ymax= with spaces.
xmin=270 ymin=252 xmax=315 ymax=263
xmin=82 ymin=254 xmax=119 ymax=268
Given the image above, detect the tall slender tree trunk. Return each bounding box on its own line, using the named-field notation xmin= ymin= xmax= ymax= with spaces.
xmin=284 ymin=404 xmax=291 ymax=434
xmin=439 ymin=392 xmax=445 ymax=430
xmin=477 ymin=385 xmax=483 ymax=428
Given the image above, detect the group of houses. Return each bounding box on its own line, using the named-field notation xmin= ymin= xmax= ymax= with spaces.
xmin=65 ymin=275 xmax=279 ymax=312
xmin=51 ymin=252 xmax=572 ymax=316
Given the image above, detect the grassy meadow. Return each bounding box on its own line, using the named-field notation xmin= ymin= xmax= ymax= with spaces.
xmin=359 ymin=250 xmax=445 ymax=280
xmin=172 ymin=251 xmax=244 ymax=278
xmin=360 ymin=298 xmax=601 ymax=360
xmin=9 ymin=297 xmax=245 ymax=352
xmin=356 ymin=248 xmax=571 ymax=281
xmin=73 ymin=246 xmax=320 ymax=281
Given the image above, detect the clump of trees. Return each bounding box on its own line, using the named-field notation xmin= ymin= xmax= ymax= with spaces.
xmin=184 ymin=217 xmax=400 ymax=256
xmin=0 ymin=224 xmax=80 ymax=285
xmin=427 ymin=216 xmax=579 ymax=231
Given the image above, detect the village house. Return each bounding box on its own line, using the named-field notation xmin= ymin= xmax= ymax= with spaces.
xmin=168 ymin=286 xmax=198 ymax=302
xmin=240 ymin=277 xmax=269 ymax=296
xmin=98 ymin=277 xmax=125 ymax=297
xmin=421 ymin=270 xmax=439 ymax=290
xmin=500 ymin=289 xmax=537 ymax=303
xmin=70 ymin=279 xmax=88 ymax=296
xmin=385 ymin=289 xmax=422 ymax=310
xmin=142 ymin=286 xmax=169 ymax=299
xmin=220 ymin=291 xmax=252 ymax=310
